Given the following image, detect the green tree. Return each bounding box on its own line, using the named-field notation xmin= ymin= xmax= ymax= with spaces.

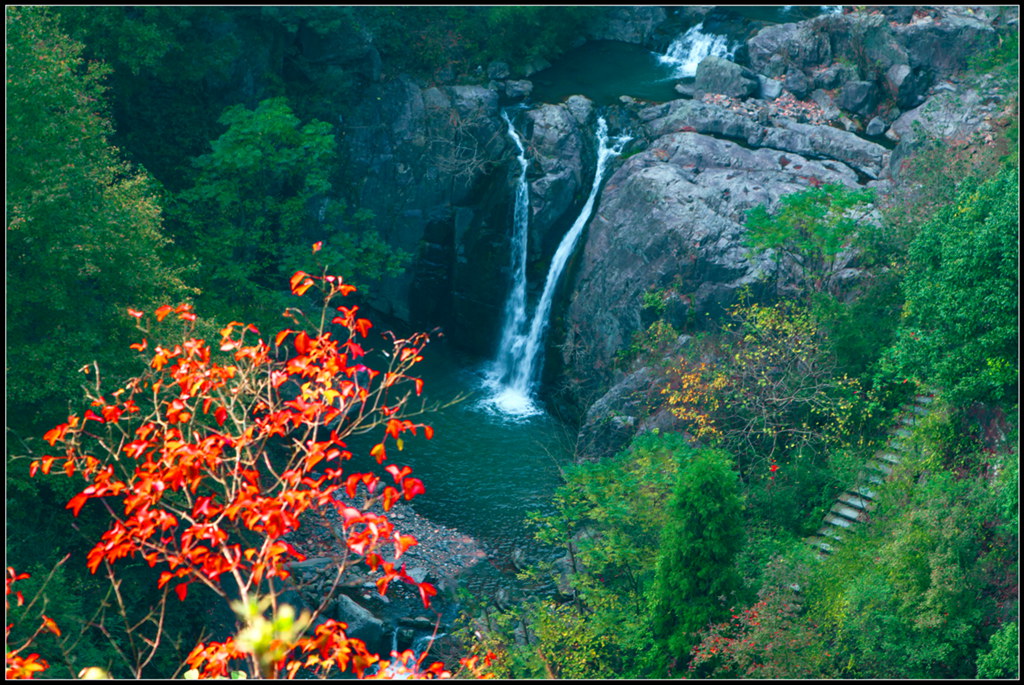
xmin=170 ymin=97 xmax=337 ymax=323
xmin=744 ymin=183 xmax=875 ymax=297
xmin=6 ymin=5 xmax=188 ymax=434
xmin=650 ymin=447 xmax=744 ymax=671
xmin=882 ymin=164 xmax=1018 ymax=406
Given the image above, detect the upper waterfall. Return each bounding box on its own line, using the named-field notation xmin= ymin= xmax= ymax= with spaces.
xmin=658 ymin=22 xmax=737 ymax=79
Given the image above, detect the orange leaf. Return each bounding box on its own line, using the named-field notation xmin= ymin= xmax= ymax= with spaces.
xmin=175 ymin=583 xmax=189 ymax=601
xmin=67 ymin=492 xmax=90 ymax=517
xmin=155 ymin=305 xmax=173 ymax=322
xmin=312 ymin=241 xmax=323 ymax=253
xmin=274 ymin=329 xmax=293 ymax=347
xmin=402 ymin=478 xmax=425 ymax=501
xmin=370 ymin=443 xmax=386 ymax=463
xmin=127 ymin=308 xmax=144 ymax=319
xmin=290 ymin=271 xmax=315 ymax=296
xmin=41 ymin=615 xmax=61 ymax=637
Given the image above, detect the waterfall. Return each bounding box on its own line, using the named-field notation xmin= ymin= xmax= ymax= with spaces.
xmin=658 ymin=22 xmax=736 ymax=78
xmin=484 ymin=116 xmax=630 ymax=418
xmin=492 ymin=109 xmax=531 ymax=389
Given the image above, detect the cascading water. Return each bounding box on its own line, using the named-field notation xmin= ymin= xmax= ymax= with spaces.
xmin=490 ymin=109 xmax=532 ymax=400
xmin=658 ymin=22 xmax=737 ymax=79
xmin=483 ymin=116 xmax=631 ymax=418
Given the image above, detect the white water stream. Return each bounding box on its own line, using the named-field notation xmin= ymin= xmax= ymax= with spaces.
xmin=658 ymin=21 xmax=737 ymax=79
xmin=483 ymin=116 xmax=630 ymax=418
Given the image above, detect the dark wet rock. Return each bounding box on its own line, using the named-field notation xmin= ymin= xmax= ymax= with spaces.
xmin=837 ymin=80 xmax=881 ymax=118
xmin=585 ymin=6 xmax=668 ymax=46
xmin=783 ymin=68 xmax=813 ymax=100
xmin=504 ymin=79 xmax=533 ymax=101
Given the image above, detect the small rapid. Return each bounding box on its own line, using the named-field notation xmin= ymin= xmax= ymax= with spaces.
xmin=658 ymin=21 xmax=737 ymax=79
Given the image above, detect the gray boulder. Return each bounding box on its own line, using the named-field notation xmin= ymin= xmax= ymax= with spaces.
xmin=866 ymin=116 xmax=887 ymax=137
xmin=334 ymin=593 xmax=386 ymax=651
xmin=893 ymin=12 xmax=998 ymax=78
xmin=837 ymin=80 xmax=880 ymax=118
xmin=504 ymin=79 xmax=533 ymax=100
xmin=758 ymin=75 xmax=784 ymax=100
xmin=585 ymin=6 xmax=668 ymax=46
xmin=747 ymin=21 xmax=831 ymax=77
xmin=695 ymin=56 xmax=760 ymax=99
xmin=783 ymin=68 xmax=812 ymax=100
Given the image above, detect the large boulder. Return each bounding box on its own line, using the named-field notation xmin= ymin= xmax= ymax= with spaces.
xmin=746 ymin=21 xmax=831 ymax=77
xmin=560 ymin=130 xmax=866 ymax=398
xmin=837 ymin=80 xmax=881 ymax=118
xmin=333 ymin=593 xmax=387 ymax=654
xmin=640 ymin=99 xmax=889 ymax=179
xmin=522 ymin=98 xmax=594 ymax=262
xmin=892 ymin=11 xmax=998 ymax=79
xmin=694 ymin=56 xmax=759 ymax=99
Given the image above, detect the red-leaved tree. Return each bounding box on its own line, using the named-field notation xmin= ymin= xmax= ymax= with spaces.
xmin=19 ymin=252 xmax=492 ymax=679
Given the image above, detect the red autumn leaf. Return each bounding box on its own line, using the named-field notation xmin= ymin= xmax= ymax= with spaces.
xmin=274 ymin=329 xmax=293 ymax=347
xmin=394 ymin=534 xmax=418 ymax=558
xmin=401 ymin=478 xmax=425 ymax=501
xmin=127 ymin=308 xmax=144 ymax=319
xmin=354 ymin=318 xmax=372 ymax=337
xmin=382 ymin=486 xmax=400 ymax=511
xmin=154 ymin=304 xmax=173 ymax=322
xmin=385 ymin=464 xmax=412 ymax=483
xmin=214 ymin=406 xmax=227 ymax=427
xmin=67 ymin=492 xmax=90 ymax=517
xmin=294 ymin=331 xmax=311 ymax=355
xmin=175 ymin=583 xmax=189 ymax=601
xmin=312 ymin=241 xmax=323 ymax=253
xmin=417 ymin=581 xmax=438 ymax=608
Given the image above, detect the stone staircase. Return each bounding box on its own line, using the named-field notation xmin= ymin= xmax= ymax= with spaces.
xmin=806 ymin=391 xmax=936 ymax=556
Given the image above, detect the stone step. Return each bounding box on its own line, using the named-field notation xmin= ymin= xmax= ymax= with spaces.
xmin=893 ymin=427 xmax=913 ymax=439
xmin=830 ymin=503 xmax=864 ymax=522
xmin=851 ymin=484 xmax=878 ymax=500
xmin=839 ymin=492 xmax=874 ymax=510
xmin=824 ymin=513 xmax=855 ymax=529
xmin=908 ymin=403 xmax=930 ymax=416
xmin=865 ymin=459 xmax=894 ymax=475
xmin=914 ymin=394 xmax=935 ymax=405
xmin=807 ymin=537 xmax=834 ymax=554
xmin=900 ymin=415 xmax=919 ymax=427
xmin=818 ymin=525 xmax=843 ymax=541
xmin=876 ymin=451 xmax=901 ymax=465
xmin=863 ymin=471 xmax=886 ymax=485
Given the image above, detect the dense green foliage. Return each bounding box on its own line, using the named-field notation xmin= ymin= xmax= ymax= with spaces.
xmin=883 ymin=165 xmax=1019 ymax=406
xmin=650 ymin=448 xmax=744 ymax=668
xmin=169 ymin=97 xmax=337 ymax=324
xmin=5 ymin=6 xmax=189 ymax=429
